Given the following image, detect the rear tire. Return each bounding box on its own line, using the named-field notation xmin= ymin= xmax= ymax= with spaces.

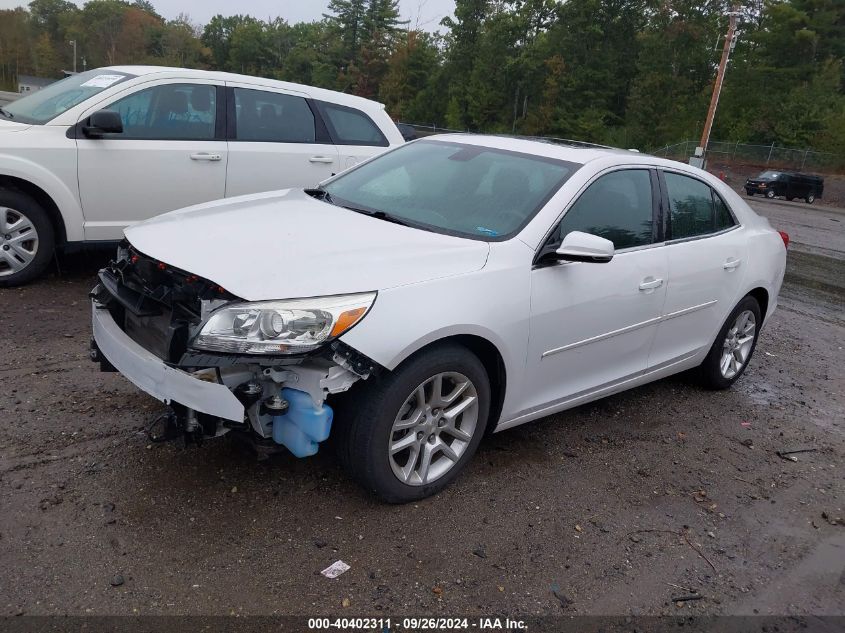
xmin=806 ymin=193 xmax=815 ymax=204
xmin=0 ymin=189 xmax=55 ymax=287
xmin=699 ymin=296 xmax=762 ymax=390
xmin=334 ymin=343 xmax=490 ymax=503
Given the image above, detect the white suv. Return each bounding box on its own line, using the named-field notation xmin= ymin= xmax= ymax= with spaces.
xmin=0 ymin=66 xmax=404 ymax=286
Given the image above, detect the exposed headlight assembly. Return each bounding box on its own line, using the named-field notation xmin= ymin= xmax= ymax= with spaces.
xmin=192 ymin=292 xmax=376 ymax=355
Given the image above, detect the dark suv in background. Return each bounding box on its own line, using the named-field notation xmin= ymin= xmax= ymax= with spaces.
xmin=745 ymin=171 xmax=824 ymax=203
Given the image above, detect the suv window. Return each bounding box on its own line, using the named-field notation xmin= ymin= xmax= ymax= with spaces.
xmin=107 ymin=84 xmax=216 ymax=140
xmin=665 ymin=172 xmax=735 ymax=239
xmin=318 ymin=102 xmax=388 ymax=146
xmin=551 ymin=169 xmax=654 ymax=250
xmin=234 ymin=89 xmax=315 ymax=143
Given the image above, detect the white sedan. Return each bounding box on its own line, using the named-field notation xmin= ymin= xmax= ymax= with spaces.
xmin=90 ymin=135 xmax=788 ymax=502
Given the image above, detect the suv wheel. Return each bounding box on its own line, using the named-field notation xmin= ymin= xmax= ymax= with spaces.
xmin=699 ymin=296 xmax=761 ymax=390
xmin=335 ymin=344 xmax=490 ymax=503
xmin=806 ymin=193 xmax=815 ymax=204
xmin=765 ymin=190 xmax=775 ymax=199
xmin=0 ymin=190 xmax=55 ymax=287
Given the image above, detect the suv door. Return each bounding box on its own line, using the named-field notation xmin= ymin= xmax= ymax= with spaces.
xmin=647 ymin=170 xmax=747 ymax=369
xmin=520 ymin=168 xmax=668 ymax=415
xmin=224 ymin=84 xmax=339 ymax=197
xmin=76 ymin=80 xmax=226 ymax=241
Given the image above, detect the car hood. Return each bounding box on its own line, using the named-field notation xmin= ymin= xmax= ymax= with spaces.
xmin=0 ymin=118 xmax=31 ymax=133
xmin=124 ymin=189 xmax=490 ymax=301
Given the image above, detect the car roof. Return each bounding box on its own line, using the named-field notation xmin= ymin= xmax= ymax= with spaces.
xmin=423 ymin=133 xmax=652 ymax=165
xmin=102 ymin=65 xmax=386 ymax=111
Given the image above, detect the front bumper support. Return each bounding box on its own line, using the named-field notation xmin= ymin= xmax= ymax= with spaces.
xmin=92 ymin=301 xmax=245 ymax=422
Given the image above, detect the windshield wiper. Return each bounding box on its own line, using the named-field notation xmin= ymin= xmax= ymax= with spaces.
xmin=0 ymin=106 xmax=13 ymax=119
xmin=306 ymin=188 xmax=411 ymax=227
xmin=343 ymin=206 xmax=411 ymax=227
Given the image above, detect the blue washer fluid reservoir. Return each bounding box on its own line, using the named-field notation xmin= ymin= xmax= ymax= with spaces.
xmin=271 ymin=388 xmax=333 ymax=458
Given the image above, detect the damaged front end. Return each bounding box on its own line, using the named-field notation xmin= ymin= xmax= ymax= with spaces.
xmin=90 ymin=243 xmax=380 ymax=457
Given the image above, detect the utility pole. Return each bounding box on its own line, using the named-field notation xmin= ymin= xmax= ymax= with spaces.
xmin=69 ymin=40 xmax=77 ymax=73
xmin=695 ymin=5 xmax=740 ymax=166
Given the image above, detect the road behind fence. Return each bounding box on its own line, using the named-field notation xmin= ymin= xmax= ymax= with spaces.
xmin=0 ymin=90 xmax=19 ymax=106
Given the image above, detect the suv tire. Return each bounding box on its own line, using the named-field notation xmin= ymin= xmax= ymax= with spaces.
xmin=335 ymin=343 xmax=490 ymax=503
xmin=0 ymin=189 xmax=55 ymax=287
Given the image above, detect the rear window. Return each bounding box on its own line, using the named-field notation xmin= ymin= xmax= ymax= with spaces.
xmin=317 ymin=102 xmax=388 ymax=147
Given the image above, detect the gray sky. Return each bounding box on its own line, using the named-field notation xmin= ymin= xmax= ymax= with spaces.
xmin=0 ymin=0 xmax=456 ymax=31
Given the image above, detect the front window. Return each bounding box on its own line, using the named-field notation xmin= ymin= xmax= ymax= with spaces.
xmin=322 ymin=140 xmax=579 ymax=240
xmin=757 ymin=171 xmax=780 ymax=180
xmin=1 ymin=70 xmax=135 ymax=125
xmin=552 ymin=169 xmax=655 ymax=250
xmin=107 ymin=83 xmax=216 ymax=140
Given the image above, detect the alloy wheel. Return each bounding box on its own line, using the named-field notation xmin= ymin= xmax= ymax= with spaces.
xmin=720 ymin=310 xmax=756 ymax=379
xmin=388 ymin=372 xmax=479 ymax=486
xmin=0 ymin=207 xmax=40 ymax=277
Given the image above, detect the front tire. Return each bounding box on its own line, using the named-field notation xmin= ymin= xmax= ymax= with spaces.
xmin=806 ymin=193 xmax=815 ymax=204
xmin=765 ymin=190 xmax=775 ymax=199
xmin=335 ymin=344 xmax=490 ymax=503
xmin=0 ymin=189 xmax=55 ymax=287
xmin=699 ymin=296 xmax=762 ymax=390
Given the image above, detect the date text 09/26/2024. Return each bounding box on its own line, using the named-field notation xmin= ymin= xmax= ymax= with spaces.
xmin=307 ymin=617 xmax=528 ymax=631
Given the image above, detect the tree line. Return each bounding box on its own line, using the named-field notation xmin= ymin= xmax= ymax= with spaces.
xmin=1 ymin=0 xmax=843 ymax=152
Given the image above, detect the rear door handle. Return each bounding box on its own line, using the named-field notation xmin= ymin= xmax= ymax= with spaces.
xmin=190 ymin=152 xmax=222 ymax=162
xmin=639 ymin=277 xmax=664 ymax=291
xmin=723 ymin=258 xmax=742 ymax=270
xmin=309 ymin=156 xmax=335 ymax=164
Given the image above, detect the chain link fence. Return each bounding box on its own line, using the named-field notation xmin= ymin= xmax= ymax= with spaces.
xmin=652 ymin=140 xmax=844 ymax=173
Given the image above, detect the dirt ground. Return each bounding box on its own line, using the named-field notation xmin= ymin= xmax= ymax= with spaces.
xmin=0 ymin=198 xmax=843 ymax=619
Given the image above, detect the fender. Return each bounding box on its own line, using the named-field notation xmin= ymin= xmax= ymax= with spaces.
xmin=383 ymin=322 xmax=512 ymax=374
xmin=0 ymin=152 xmax=85 ymax=242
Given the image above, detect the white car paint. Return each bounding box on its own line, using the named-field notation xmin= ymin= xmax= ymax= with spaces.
xmin=97 ymin=135 xmax=787 ymax=437
xmin=0 ymin=65 xmax=403 ymax=246
xmin=125 ymin=188 xmax=491 ymax=301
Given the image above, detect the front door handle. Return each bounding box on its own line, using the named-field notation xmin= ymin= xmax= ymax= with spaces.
xmin=723 ymin=258 xmax=742 ymax=271
xmin=190 ymin=152 xmax=222 ymax=162
xmin=309 ymin=156 xmax=335 ymax=164
xmin=639 ymin=277 xmax=664 ymax=292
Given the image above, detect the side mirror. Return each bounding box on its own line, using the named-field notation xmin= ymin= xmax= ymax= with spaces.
xmin=554 ymin=231 xmax=615 ymax=263
xmin=82 ymin=110 xmax=123 ymax=138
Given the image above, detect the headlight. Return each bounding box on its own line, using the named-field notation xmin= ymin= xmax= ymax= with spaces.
xmin=192 ymin=292 xmax=376 ymax=355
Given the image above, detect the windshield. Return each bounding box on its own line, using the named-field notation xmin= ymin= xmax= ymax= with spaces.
xmin=322 ymin=140 xmax=579 ymax=240
xmin=1 ymin=70 xmax=135 ymax=125
xmin=757 ymin=171 xmax=781 ymax=180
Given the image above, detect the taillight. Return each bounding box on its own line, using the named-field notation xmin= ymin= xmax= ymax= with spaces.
xmin=778 ymin=231 xmax=790 ymax=249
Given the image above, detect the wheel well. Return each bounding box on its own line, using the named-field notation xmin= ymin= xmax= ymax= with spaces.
xmin=415 ymin=334 xmax=507 ymax=432
xmin=0 ymin=176 xmax=67 ymax=244
xmin=747 ymin=287 xmax=769 ymax=323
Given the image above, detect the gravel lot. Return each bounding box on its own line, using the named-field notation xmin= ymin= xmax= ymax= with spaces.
xmin=1 ymin=198 xmax=843 ymax=618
